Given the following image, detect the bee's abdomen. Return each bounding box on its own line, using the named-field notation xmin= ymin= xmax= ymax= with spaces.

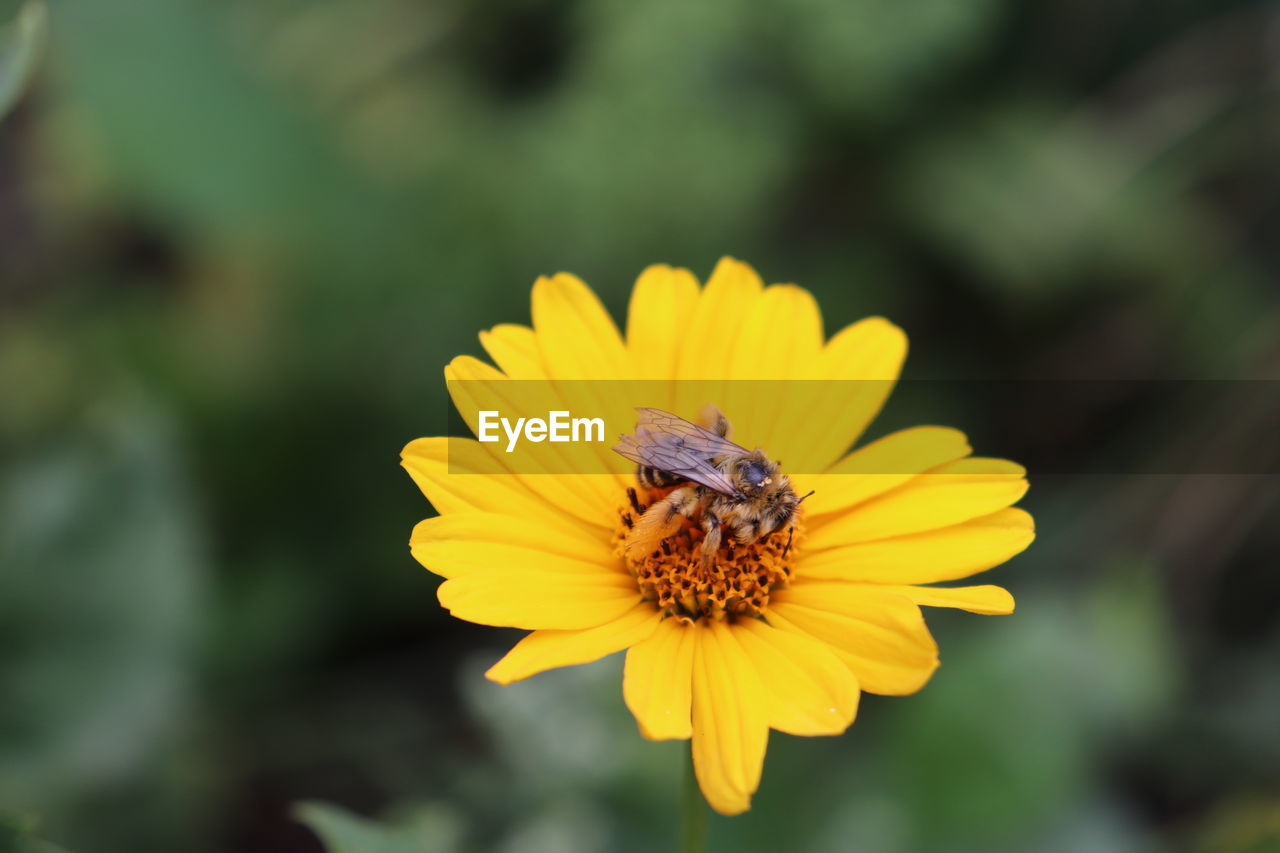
xmin=637 ymin=466 xmax=684 ymax=490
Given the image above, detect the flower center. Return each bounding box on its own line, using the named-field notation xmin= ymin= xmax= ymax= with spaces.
xmin=613 ymin=486 xmax=802 ymax=623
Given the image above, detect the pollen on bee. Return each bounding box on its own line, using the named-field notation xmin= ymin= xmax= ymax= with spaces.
xmin=612 ymin=486 xmax=804 ymax=622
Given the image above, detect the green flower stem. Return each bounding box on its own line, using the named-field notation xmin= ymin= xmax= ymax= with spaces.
xmin=679 ymin=744 xmax=708 ymax=853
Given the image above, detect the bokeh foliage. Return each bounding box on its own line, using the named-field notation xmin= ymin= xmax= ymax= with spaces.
xmin=1 ymin=0 xmax=1278 ymax=850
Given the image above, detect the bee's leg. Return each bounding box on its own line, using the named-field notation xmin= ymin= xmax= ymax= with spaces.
xmin=782 ymin=523 xmax=795 ymax=558
xmin=733 ymin=518 xmax=761 ymax=545
xmin=627 ymin=486 xmax=698 ymax=559
xmin=697 ymin=511 xmax=724 ymax=571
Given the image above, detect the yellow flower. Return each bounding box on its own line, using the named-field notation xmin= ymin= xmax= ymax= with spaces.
xmin=402 ymin=257 xmax=1033 ymax=816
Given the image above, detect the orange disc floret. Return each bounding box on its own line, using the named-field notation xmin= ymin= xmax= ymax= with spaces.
xmin=614 ymin=486 xmax=802 ymax=622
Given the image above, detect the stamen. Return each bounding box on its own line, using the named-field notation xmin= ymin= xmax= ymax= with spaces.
xmin=612 ymin=487 xmax=804 ymax=623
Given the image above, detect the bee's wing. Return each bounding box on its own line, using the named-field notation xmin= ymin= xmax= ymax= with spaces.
xmin=613 ymin=407 xmax=744 ymax=496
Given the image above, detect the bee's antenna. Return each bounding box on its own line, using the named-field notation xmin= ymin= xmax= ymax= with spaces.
xmin=797 ymin=490 xmax=815 ymax=504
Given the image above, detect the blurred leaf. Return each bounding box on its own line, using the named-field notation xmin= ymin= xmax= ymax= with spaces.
xmin=295 ymin=801 xmax=462 ymax=853
xmin=492 ymin=801 xmax=611 ymax=853
xmin=462 ymin=654 xmax=642 ymax=786
xmin=881 ymin=570 xmax=1179 ymax=848
xmin=0 ymin=387 xmax=207 ymax=811
xmin=885 ymin=606 xmax=1093 ymax=844
xmin=0 ymin=0 xmax=45 ymax=119
xmin=0 ymin=815 xmax=71 ymax=853
xmin=894 ymin=104 xmax=1215 ymax=298
xmin=1082 ymin=557 xmax=1178 ymax=731
xmin=458 ymin=654 xmax=679 ymax=852
xmin=52 ymin=0 xmax=364 ymax=244
xmin=773 ymin=0 xmax=1004 ymax=122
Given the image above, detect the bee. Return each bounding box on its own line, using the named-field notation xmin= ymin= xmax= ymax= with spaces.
xmin=613 ymin=407 xmax=813 ymax=570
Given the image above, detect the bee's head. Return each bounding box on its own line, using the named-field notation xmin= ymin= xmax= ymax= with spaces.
xmin=733 ymin=451 xmax=781 ymax=495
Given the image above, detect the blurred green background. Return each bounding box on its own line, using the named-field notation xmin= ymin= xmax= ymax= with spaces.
xmin=2 ymin=0 xmax=1279 ymax=850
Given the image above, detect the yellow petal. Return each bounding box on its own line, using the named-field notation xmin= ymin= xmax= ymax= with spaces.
xmin=479 ymin=323 xmax=546 ymax=379
xmin=532 ymin=272 xmax=630 ymax=379
xmin=401 ymin=437 xmax=596 ymax=532
xmin=799 ymin=508 xmax=1035 ymax=584
xmin=623 ymin=616 xmax=698 ymax=740
xmin=672 ymin=257 xmax=763 ymax=418
xmin=803 ymin=426 xmax=972 ymax=518
xmin=409 ymin=513 xmax=617 ymax=579
xmin=436 ymin=571 xmax=639 ymax=630
xmin=626 ymin=264 xmax=701 ymax=384
xmin=733 ymin=618 xmax=859 ymax=736
xmin=445 ymin=354 xmax=578 ymax=461
xmin=785 ymin=317 xmax=907 ymax=473
xmin=769 ymin=584 xmax=939 ymax=696
xmin=807 ymin=457 xmax=1029 ymax=548
xmin=486 ymin=600 xmax=661 ymax=684
xmin=476 ymin=327 xmax=632 ymax=491
xmin=691 ymin=619 xmax=769 ymax=816
xmin=677 ymin=257 xmax=764 ymax=380
xmin=445 ymin=356 xmax=622 ymax=520
xmin=529 ymin=275 xmax=638 ymax=488
xmin=723 ymin=284 xmax=824 ymax=456
xmin=883 ymin=583 xmax=1016 ymax=615
xmin=728 ymin=284 xmax=823 ymax=381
